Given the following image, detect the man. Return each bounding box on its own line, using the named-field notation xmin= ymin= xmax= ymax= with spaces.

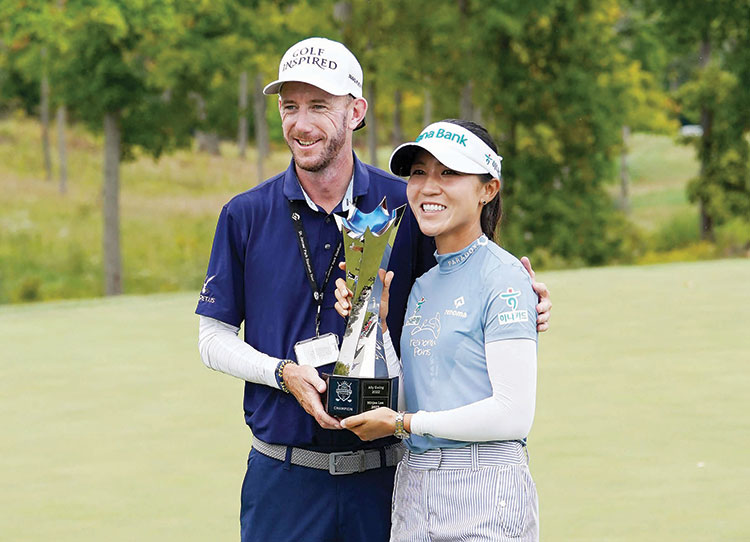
xmin=196 ymin=37 xmax=551 ymax=542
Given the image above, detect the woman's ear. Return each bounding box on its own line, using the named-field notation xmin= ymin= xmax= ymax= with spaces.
xmin=483 ymin=178 xmax=501 ymax=203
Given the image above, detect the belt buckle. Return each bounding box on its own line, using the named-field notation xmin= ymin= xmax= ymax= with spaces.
xmin=329 ymin=450 xmax=366 ymax=475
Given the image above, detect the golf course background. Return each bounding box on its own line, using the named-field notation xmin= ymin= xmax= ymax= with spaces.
xmin=2 ymin=258 xmax=748 ymax=541
xmin=5 ymin=113 xmax=746 ymax=306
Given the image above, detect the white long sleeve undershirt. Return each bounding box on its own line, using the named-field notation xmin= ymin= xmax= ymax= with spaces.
xmin=384 ymin=333 xmax=537 ymax=442
xmin=199 ymin=317 xmax=536 ymax=442
xmin=198 ymin=315 xmax=280 ymax=389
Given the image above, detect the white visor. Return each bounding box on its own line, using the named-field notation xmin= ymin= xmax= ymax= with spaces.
xmin=389 ymin=121 xmax=502 ymax=179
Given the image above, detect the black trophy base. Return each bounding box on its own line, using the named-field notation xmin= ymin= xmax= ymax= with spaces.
xmin=323 ymin=374 xmax=398 ymax=418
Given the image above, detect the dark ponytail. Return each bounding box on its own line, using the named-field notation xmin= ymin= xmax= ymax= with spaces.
xmin=443 ymin=119 xmax=502 ymax=241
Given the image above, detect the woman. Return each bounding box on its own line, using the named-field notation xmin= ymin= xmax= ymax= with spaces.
xmin=335 ymin=119 xmax=539 ymax=541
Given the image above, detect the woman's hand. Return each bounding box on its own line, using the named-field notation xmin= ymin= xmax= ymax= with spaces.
xmin=377 ymin=268 xmax=394 ymax=334
xmin=340 ymin=407 xmax=399 ymax=441
xmin=333 ymin=270 xmax=353 ymax=318
xmin=334 ymin=263 xmax=395 ymax=334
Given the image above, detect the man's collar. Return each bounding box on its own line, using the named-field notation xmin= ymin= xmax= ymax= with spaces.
xmin=298 ymin=173 xmax=354 ymax=213
xmin=282 ymin=153 xmax=370 ymax=213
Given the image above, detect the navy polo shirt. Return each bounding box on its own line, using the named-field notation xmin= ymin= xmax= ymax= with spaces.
xmin=196 ymin=154 xmax=435 ymax=451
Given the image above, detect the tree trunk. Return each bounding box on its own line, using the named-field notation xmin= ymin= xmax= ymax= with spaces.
xmin=391 ymin=89 xmax=403 ymax=147
xmin=423 ymin=88 xmax=433 ymax=126
xmin=366 ymin=80 xmax=378 ymax=168
xmin=619 ymin=125 xmax=630 ymax=213
xmin=253 ymin=73 xmax=269 ymax=182
xmin=196 ymin=132 xmax=221 ymax=155
xmin=57 ymin=105 xmax=68 ymax=194
xmin=190 ymin=91 xmax=220 ymax=155
xmin=474 ymin=106 xmax=483 ymax=127
xmin=40 ymin=50 xmax=53 ymax=182
xmin=55 ymin=0 xmax=67 ymax=194
xmin=333 ymin=1 xmax=353 ymax=38
xmin=238 ymin=70 xmax=248 ymax=159
xmin=103 ymin=112 xmax=122 ymax=296
xmin=460 ymin=80 xmax=474 ymax=121
xmin=698 ymin=38 xmax=714 ymax=240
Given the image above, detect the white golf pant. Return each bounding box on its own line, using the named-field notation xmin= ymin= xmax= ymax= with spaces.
xmin=390 ymin=441 xmax=539 ymax=542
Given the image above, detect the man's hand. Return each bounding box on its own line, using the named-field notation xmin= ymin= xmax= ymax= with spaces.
xmin=283 ymin=363 xmax=341 ymax=430
xmin=521 ymin=256 xmax=551 ymax=333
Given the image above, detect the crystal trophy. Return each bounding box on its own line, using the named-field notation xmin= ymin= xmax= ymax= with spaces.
xmin=323 ymin=198 xmax=406 ymax=417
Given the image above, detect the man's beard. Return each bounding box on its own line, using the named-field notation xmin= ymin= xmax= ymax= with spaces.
xmin=289 ymin=120 xmax=348 ymax=173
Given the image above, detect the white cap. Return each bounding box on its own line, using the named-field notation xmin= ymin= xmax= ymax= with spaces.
xmin=389 ymin=121 xmax=502 ymax=179
xmin=263 ymin=37 xmax=364 ymax=98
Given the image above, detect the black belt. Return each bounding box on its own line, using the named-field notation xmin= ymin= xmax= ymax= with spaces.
xmin=252 ymin=437 xmax=404 ymax=475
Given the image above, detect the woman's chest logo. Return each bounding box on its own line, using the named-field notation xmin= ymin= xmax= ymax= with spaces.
xmin=409 ymin=313 xmax=441 ymax=357
xmin=410 ymin=312 xmax=441 ymax=338
xmin=405 ymin=296 xmax=426 ymax=326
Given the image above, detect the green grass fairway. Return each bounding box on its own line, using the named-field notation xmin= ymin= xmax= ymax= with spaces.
xmin=623 ymin=133 xmax=699 ymax=231
xmin=2 ymin=259 xmax=749 ymax=541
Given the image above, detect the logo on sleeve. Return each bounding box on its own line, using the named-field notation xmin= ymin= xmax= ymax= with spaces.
xmin=497 ymin=288 xmax=527 ymax=325
xmin=199 ymin=275 xmax=216 ymax=304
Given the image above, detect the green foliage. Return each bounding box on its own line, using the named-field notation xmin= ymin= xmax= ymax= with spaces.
xmin=678 ymin=64 xmax=750 ymax=227
xmin=51 ymin=0 xmax=193 ymax=157
xmin=714 ymin=217 xmax=750 ymax=257
xmin=0 ymin=114 xmax=292 ymax=304
xmin=2 ymin=0 xmax=747 ymax=281
xmin=0 ymin=0 xmax=54 ymax=112
xmin=464 ymin=0 xmax=633 ymax=265
xmin=647 ymin=209 xmax=701 ymax=252
xmin=637 ymin=241 xmax=718 ymax=265
xmin=644 ymin=0 xmax=750 ymax=233
xmin=0 ymin=56 xmax=40 ymax=115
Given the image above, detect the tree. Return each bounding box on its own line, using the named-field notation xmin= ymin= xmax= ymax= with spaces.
xmin=614 ymin=4 xmax=678 ymax=211
xmin=238 ymin=70 xmax=248 ymax=158
xmin=679 ymin=65 xmax=750 ymax=231
xmin=36 ymin=1 xmax=198 ymax=294
xmin=461 ymin=0 xmax=637 ymax=265
xmin=1 ymin=1 xmax=58 ymax=182
xmin=40 ymin=45 xmax=52 ymax=181
xmin=645 ymin=0 xmax=750 ymax=238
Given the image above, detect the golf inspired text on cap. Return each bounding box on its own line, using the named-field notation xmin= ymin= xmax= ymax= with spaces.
xmin=263 ymin=37 xmax=363 ymax=98
xmin=389 ymin=122 xmax=503 ymax=179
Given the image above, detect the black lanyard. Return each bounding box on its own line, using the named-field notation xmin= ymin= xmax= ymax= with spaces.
xmin=288 ymin=200 xmax=344 ymax=336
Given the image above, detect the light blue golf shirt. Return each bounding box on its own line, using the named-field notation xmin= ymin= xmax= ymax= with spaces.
xmin=400 ymin=234 xmax=538 ymax=454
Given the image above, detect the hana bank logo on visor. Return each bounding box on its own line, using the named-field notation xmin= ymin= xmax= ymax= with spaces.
xmin=415 ymin=127 xmax=469 ymax=146
xmin=390 ymin=121 xmax=503 ymax=180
